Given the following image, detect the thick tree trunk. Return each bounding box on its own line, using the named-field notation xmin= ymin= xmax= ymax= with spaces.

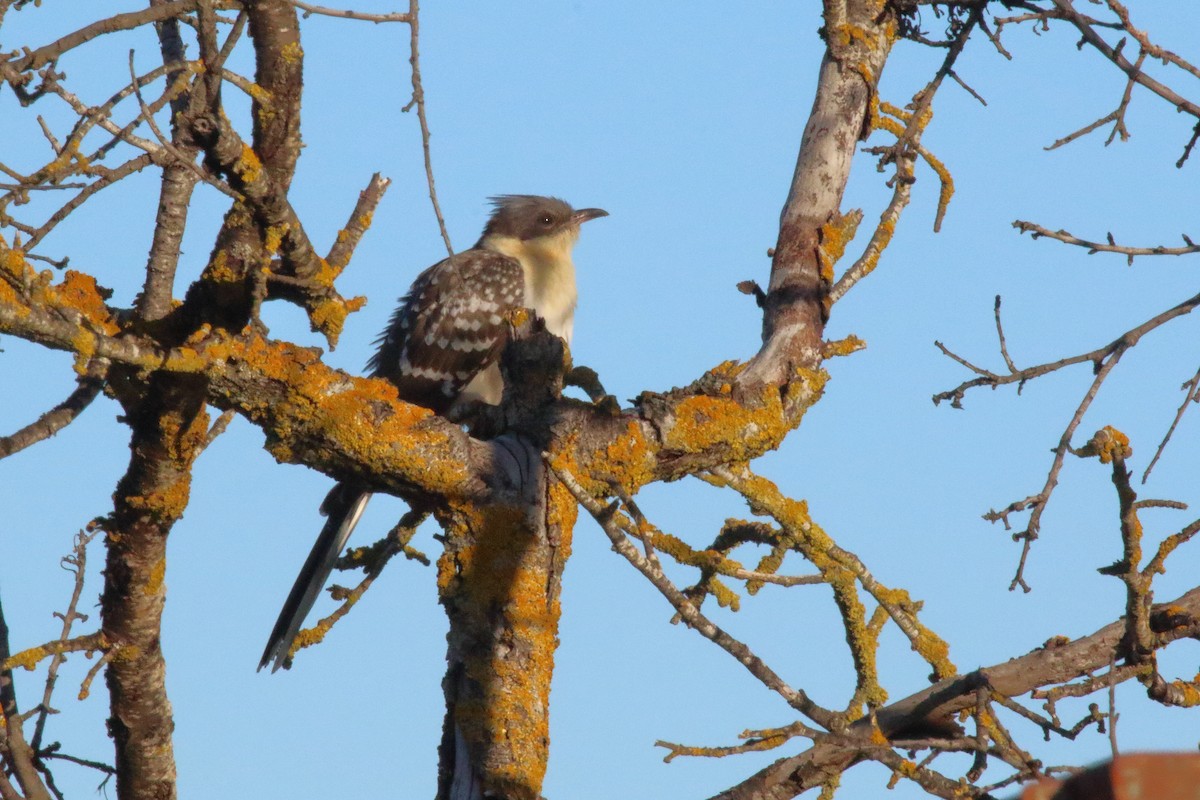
xmin=103 ymin=375 xmax=208 ymax=800
xmin=436 ymin=434 xmax=577 ymax=800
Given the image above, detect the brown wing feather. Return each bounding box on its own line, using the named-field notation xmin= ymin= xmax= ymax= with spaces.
xmin=368 ymin=248 xmax=524 ymax=413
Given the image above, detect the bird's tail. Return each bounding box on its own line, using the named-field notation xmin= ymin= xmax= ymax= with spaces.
xmin=258 ymin=482 xmax=371 ymax=672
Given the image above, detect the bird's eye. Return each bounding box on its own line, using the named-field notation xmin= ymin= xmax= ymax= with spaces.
xmin=539 ymin=214 xmax=553 ymax=226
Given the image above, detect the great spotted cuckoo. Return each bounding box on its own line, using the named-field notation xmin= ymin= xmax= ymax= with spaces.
xmin=259 ymin=195 xmax=607 ymax=671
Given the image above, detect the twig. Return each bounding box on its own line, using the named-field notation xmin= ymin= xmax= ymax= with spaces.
xmin=993 ymin=296 xmax=1017 ymax=374
xmin=1044 ymin=51 xmax=1141 ymax=151
xmin=402 ymin=0 xmax=452 ymax=256
xmin=656 ymin=720 xmax=818 ymax=762
xmin=1013 ymin=220 xmax=1200 ymax=265
xmin=0 ymin=378 xmax=103 ymax=459
xmin=936 ymin=291 xmax=1200 ymax=409
xmin=293 ymin=2 xmax=411 ymax=23
xmin=993 ymin=351 xmax=1126 ymax=592
xmin=548 ymin=459 xmax=836 ymax=730
xmin=22 ymin=153 xmax=158 ymax=252
xmin=76 ymin=650 xmax=113 ymax=702
xmin=203 ymin=409 xmax=235 ymax=447
xmin=322 ymin=172 xmax=391 ymax=276
xmin=7 ymin=2 xmax=236 ymax=74
xmin=37 ymin=750 xmax=115 ymax=777
xmin=1 ymin=632 xmax=108 ymax=674
xmin=704 ymin=464 xmax=956 ymax=683
xmin=1045 ymin=111 xmax=1118 ymax=151
xmin=288 ymin=510 xmax=427 ymax=662
xmin=1143 ymin=363 xmax=1200 ymax=483
xmin=0 ymin=596 xmax=52 ymax=800
xmin=1048 ymin=0 xmax=1200 ymax=119
xmin=1108 ymin=655 xmax=1119 ymax=760
xmin=989 ymin=691 xmax=1103 ymax=741
xmin=31 ymin=531 xmax=99 ymax=753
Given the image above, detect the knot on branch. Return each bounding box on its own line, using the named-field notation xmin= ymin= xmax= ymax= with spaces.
xmin=499 ymin=311 xmax=567 ymax=423
xmin=1075 ymin=426 xmax=1132 ymax=464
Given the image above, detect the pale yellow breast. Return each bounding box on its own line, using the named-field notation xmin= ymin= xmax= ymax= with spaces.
xmin=484 ymin=230 xmax=579 ymax=345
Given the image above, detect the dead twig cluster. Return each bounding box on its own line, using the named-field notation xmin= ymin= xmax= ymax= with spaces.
xmin=1 ymin=532 xmax=113 ymax=800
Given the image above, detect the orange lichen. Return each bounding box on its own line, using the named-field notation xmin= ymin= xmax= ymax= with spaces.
xmin=547 ymin=473 xmax=579 ymax=545
xmin=123 ymin=476 xmax=192 ymax=523
xmin=827 ymin=23 xmax=874 ymax=51
xmin=49 ymin=270 xmax=120 ymax=335
xmin=1 ymin=242 xmax=29 ymax=275
xmin=1095 ymin=425 xmax=1132 ymax=464
xmin=600 ymin=420 xmax=654 ymax=490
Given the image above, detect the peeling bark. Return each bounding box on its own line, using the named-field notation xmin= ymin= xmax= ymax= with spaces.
xmin=741 ymin=0 xmax=895 ymax=388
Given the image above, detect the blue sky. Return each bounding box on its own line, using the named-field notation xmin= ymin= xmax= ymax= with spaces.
xmin=2 ymin=3 xmax=1199 ymax=799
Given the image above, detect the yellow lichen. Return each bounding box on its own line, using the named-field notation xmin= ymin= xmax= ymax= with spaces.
xmin=264 ymin=223 xmax=289 ymax=256
xmin=1165 ymin=675 xmax=1200 ymax=707
xmin=245 ymin=82 xmax=271 ymax=104
xmin=818 ymin=210 xmax=863 ymax=284
xmin=205 ymin=250 xmax=238 ymax=283
xmin=4 ymin=645 xmax=48 ymax=672
xmin=437 ymin=498 xmax=566 ymax=795
xmin=144 ymin=557 xmax=166 ymax=596
xmin=280 ymin=41 xmax=304 ymax=64
xmin=666 ymin=389 xmax=790 ymax=462
xmin=235 ymin=145 xmax=263 ymax=185
xmin=206 ymin=336 xmax=470 ymax=498
xmin=1095 ymin=425 xmax=1132 ymax=464
xmin=308 ymin=294 xmax=367 ymax=348
xmin=823 ymin=335 xmax=866 ymax=358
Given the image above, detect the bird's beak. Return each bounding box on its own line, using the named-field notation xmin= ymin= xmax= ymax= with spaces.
xmin=572 ymin=207 xmax=608 ymax=225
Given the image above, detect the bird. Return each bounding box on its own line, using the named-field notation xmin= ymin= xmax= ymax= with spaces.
xmin=259 ymin=195 xmax=608 ymax=671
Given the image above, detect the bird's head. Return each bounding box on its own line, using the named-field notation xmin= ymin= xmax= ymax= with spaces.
xmin=479 ymin=195 xmax=607 ymax=260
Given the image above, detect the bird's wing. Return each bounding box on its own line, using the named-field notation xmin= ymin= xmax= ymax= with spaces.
xmin=368 ymin=248 xmax=524 ymax=413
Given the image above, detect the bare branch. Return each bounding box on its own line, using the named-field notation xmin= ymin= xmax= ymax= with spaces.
xmin=0 ymin=377 xmax=103 ymax=460
xmin=293 ymin=1 xmax=411 ymax=23
xmin=1144 ymin=363 xmax=1200 ymax=482
xmin=710 ymin=587 xmax=1200 ymax=800
xmin=549 ymin=460 xmax=837 ymax=730
xmin=1048 ymin=1 xmax=1200 ymax=120
xmin=402 ymin=0 xmax=452 ymax=256
xmin=5 ymin=1 xmax=235 ymax=75
xmin=1013 ymin=220 xmax=1200 ymax=265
